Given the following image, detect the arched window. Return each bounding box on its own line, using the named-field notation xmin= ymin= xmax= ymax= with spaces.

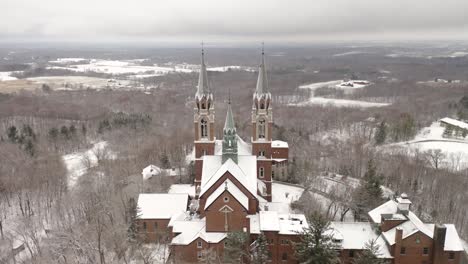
xmin=200 ymin=118 xmax=208 ymax=138
xmin=258 ymin=119 xmax=266 ymax=139
xmin=259 ymin=167 xmax=264 ymax=178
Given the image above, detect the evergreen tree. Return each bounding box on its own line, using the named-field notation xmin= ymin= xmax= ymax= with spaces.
xmin=24 ymin=139 xmax=35 ymax=157
xmin=294 ymin=213 xmax=339 ymax=264
xmin=69 ymin=124 xmax=77 ymax=137
xmin=353 ymin=159 xmax=384 ymax=221
xmin=159 ymin=149 xmax=171 ymax=169
xmin=60 ymin=125 xmax=70 ymax=139
xmin=352 ymin=239 xmax=388 ymax=264
xmin=251 ymin=233 xmax=269 ymax=264
xmin=224 ymin=231 xmax=249 ymax=263
xmin=48 ymin=127 xmax=59 ymax=141
xmin=81 ymin=123 xmax=87 ymax=136
xmin=127 ymin=197 xmax=139 ymax=240
xmin=7 ymin=126 xmax=18 ymax=143
xmin=374 ymin=121 xmax=387 ymax=145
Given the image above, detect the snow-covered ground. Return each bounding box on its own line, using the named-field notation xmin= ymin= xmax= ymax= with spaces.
xmin=47 ymin=58 xmax=255 ymax=79
xmin=295 ymin=80 xmax=388 ymax=108
xmin=333 ymin=51 xmax=372 ymax=57
xmin=294 ymin=97 xmax=390 ymax=108
xmin=384 ymin=122 xmax=468 ymax=170
xmin=299 ymin=80 xmax=371 ymax=93
xmin=62 ymin=141 xmax=114 ymax=189
xmin=0 ymin=71 xmax=19 ymax=81
xmin=27 ymin=76 xmax=131 ymax=90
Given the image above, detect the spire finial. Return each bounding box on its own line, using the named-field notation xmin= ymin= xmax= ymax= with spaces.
xmin=261 ymin=41 xmax=264 ymax=55
xmin=201 ymin=41 xmax=204 ymax=55
xmin=228 ymin=88 xmax=231 ymax=104
xmin=225 ymin=181 xmax=228 ymax=190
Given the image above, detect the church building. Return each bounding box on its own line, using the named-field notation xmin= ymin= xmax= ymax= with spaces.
xmin=135 ymin=49 xmax=465 ymax=264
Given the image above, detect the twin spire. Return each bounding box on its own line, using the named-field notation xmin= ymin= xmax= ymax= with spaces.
xmin=255 ymin=46 xmax=269 ymax=95
xmin=197 ymin=47 xmax=210 ymax=96
xmin=196 ymin=44 xmax=269 ymax=163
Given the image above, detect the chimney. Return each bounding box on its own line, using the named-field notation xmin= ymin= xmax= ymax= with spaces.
xmin=393 ymin=228 xmax=403 ymax=262
xmin=433 ymin=224 xmax=447 ymax=263
xmin=396 ymin=193 xmax=412 ymax=215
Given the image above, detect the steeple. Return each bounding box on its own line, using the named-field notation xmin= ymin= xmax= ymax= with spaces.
xmin=255 ymin=44 xmax=268 ymax=94
xmin=222 ymin=100 xmax=238 ymax=164
xmin=253 ymin=43 xmax=271 ymax=111
xmin=197 ymin=46 xmax=210 ymax=96
xmin=195 ymin=44 xmax=213 ymax=111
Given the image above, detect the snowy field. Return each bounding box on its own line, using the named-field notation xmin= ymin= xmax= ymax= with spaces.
xmin=47 ymin=58 xmax=255 ymax=79
xmin=26 ymin=76 xmax=131 ymax=90
xmin=384 ymin=122 xmax=468 ymax=170
xmin=294 ymin=97 xmax=390 ymax=108
xmin=299 ymin=79 xmax=371 ymax=93
xmin=0 ymin=71 xmax=19 ymax=81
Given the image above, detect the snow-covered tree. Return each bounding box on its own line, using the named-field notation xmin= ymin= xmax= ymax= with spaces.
xmin=352 ymin=239 xmax=389 ymax=264
xmin=294 ymin=213 xmax=339 ymax=264
xmin=224 ymin=231 xmax=249 ymax=263
xmin=251 ymin=233 xmax=269 ymax=264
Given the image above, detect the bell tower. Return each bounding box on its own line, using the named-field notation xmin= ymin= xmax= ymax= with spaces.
xmin=252 ymin=46 xmax=273 ymax=201
xmin=194 ymin=47 xmax=215 ymax=187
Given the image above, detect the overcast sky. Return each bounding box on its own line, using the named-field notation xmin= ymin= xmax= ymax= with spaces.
xmin=2 ymin=0 xmax=468 ymax=44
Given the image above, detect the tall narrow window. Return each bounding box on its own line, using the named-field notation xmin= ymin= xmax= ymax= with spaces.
xmin=259 ymin=167 xmax=265 ymax=178
xmin=258 ymin=119 xmax=266 ymax=139
xmin=143 ymin=222 xmax=147 ymax=231
xmin=282 ymin=253 xmax=288 ymax=261
xmin=200 ymin=119 xmax=208 ymax=138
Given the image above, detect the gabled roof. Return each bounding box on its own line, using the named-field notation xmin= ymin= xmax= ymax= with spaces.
xmin=440 ymin=117 xmax=468 ymax=130
xmin=171 ymin=218 xmax=226 ymax=245
xmin=425 ymin=224 xmax=465 ymax=251
xmin=329 ymin=222 xmax=392 ymax=259
xmin=368 ymin=199 xmax=398 ymax=224
xmin=204 ymin=179 xmax=249 ymax=210
xmin=369 ymin=198 xmax=464 ymax=252
xmin=137 ymin=193 xmax=189 ymax=219
xmin=200 ymin=155 xmax=257 ymax=198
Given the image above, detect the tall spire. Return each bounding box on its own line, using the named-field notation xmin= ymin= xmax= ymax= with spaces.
xmin=222 ymin=99 xmax=238 ymax=163
xmin=255 ymin=42 xmax=268 ymax=94
xmin=197 ymin=42 xmax=209 ymax=96
xmin=224 ymin=99 xmax=235 ymax=133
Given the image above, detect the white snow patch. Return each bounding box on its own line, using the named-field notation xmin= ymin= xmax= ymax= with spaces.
xmin=294 ymin=97 xmax=390 ymax=108
xmin=333 ymin=51 xmax=371 ymax=57
xmin=62 ymin=141 xmax=114 ymax=189
xmin=0 ymin=71 xmax=19 ymax=81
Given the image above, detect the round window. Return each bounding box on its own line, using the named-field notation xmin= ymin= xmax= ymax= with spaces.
xmin=224 ymin=197 xmax=229 ymax=203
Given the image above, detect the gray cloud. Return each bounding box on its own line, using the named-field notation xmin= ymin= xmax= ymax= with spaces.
xmin=2 ymin=0 xmax=468 ymax=42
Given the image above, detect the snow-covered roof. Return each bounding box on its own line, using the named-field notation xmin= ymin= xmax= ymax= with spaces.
xmin=440 ymin=117 xmax=468 ymax=130
xmin=205 ymin=179 xmax=249 ymax=210
xmin=368 ymin=200 xmax=398 ymax=224
xmin=249 ymin=212 xmax=308 ymax=235
xmin=329 ymin=222 xmax=392 ymax=258
xmin=200 ymin=155 xmax=257 ymax=198
xmin=142 ymin=165 xmax=162 ymax=180
xmin=382 ymin=212 xmax=433 ymax=245
xmin=425 ymin=224 xmax=465 ymax=251
xmin=142 ymin=165 xmax=185 ymax=180
xmin=214 ymin=136 xmax=252 ymax=155
xmin=137 ymin=193 xmax=189 ymax=219
xmin=271 ymin=140 xmax=289 ymax=148
xmin=171 ymin=218 xmax=226 ymax=245
xmin=168 ymin=184 xmax=196 ymax=197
